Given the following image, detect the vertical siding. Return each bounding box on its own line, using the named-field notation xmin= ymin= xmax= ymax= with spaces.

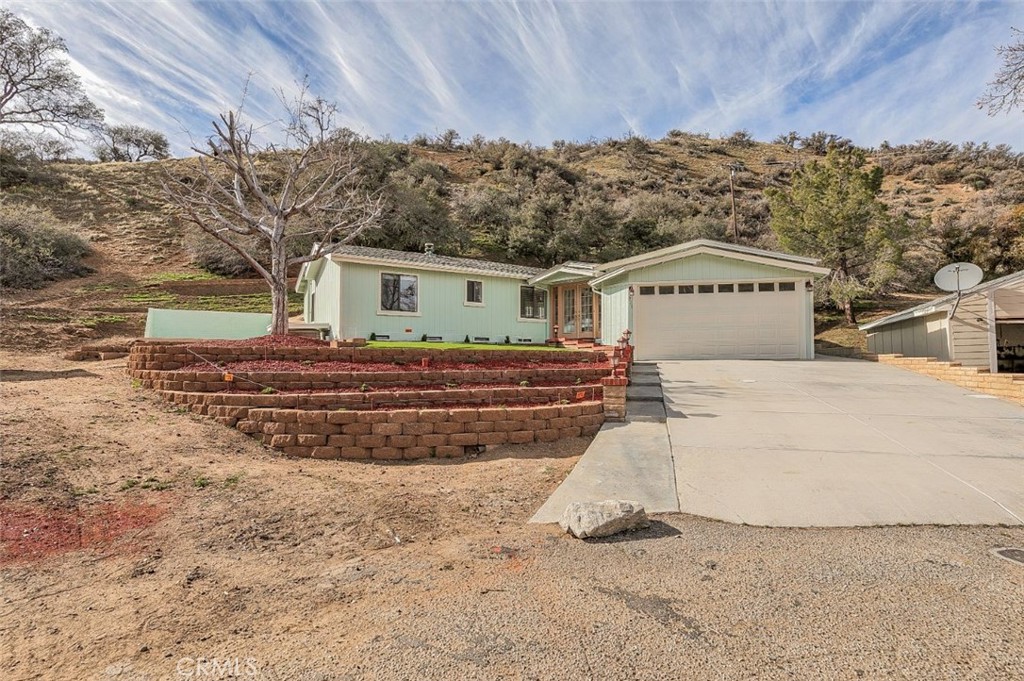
xmin=950 ymin=294 xmax=991 ymax=367
xmin=624 ymin=253 xmax=811 ymax=282
xmin=600 ymin=283 xmax=631 ymax=344
xmin=994 ymin=279 xmax=1024 ymax=318
xmin=866 ymin=313 xmax=949 ymax=360
xmin=310 ymin=259 xmax=342 ymax=338
xmin=337 ymin=262 xmax=550 ymax=342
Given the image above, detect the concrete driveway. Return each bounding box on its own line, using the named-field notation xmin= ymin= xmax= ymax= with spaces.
xmin=663 ymin=358 xmax=1024 ymax=526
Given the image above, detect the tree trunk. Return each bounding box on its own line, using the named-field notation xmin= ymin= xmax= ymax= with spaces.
xmin=269 ymin=240 xmax=290 ymax=336
xmin=843 ymin=298 xmax=857 ymax=325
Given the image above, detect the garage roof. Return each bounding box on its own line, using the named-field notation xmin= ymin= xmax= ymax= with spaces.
xmin=590 ymin=239 xmax=829 ymax=286
xmin=859 ymin=268 xmax=1024 ymax=332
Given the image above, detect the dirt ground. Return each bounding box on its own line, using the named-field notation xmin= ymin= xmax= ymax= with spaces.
xmin=2 ymin=350 xmax=1023 ymax=681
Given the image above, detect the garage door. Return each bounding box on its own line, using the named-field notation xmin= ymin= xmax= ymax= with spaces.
xmin=634 ymin=281 xmax=805 ymax=360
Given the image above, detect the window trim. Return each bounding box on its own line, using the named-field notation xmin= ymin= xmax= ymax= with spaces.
xmin=518 ymin=285 xmax=549 ymax=322
xmin=464 ymin=279 xmax=484 ymax=307
xmin=378 ymin=271 xmax=421 ymax=316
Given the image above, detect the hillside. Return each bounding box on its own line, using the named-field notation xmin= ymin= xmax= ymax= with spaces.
xmin=2 ymin=131 xmax=1021 ymax=351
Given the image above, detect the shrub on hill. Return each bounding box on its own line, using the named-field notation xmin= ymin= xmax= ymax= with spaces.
xmin=0 ymin=203 xmax=91 ymax=288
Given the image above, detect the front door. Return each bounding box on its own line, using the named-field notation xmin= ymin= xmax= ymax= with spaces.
xmin=555 ymin=284 xmax=600 ymax=340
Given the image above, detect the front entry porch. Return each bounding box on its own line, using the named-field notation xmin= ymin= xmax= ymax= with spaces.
xmin=551 ymin=283 xmax=601 ymax=342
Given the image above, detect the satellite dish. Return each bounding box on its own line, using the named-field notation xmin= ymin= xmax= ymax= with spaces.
xmin=934 ymin=262 xmax=983 ymax=293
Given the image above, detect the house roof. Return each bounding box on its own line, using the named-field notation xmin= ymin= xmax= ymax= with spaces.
xmin=858 ymin=269 xmax=1024 ymax=332
xmin=329 ymin=245 xmax=544 ymax=279
xmin=295 ymin=245 xmax=543 ymax=293
xmin=590 ymin=239 xmax=829 ymax=287
xmin=527 ymin=261 xmax=599 ymax=285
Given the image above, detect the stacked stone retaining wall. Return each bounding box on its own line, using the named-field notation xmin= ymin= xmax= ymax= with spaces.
xmin=876 ymin=354 xmax=1024 ymax=406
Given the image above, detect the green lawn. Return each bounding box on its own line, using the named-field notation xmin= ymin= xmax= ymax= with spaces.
xmin=366 ymin=341 xmax=568 ymax=352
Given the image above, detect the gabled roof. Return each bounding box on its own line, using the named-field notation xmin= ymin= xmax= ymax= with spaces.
xmin=527 ymin=261 xmax=598 ymax=285
xmin=858 ymin=269 xmax=1024 ymax=332
xmin=590 ymin=239 xmax=829 ymax=286
xmin=330 ymin=245 xmax=543 ymax=279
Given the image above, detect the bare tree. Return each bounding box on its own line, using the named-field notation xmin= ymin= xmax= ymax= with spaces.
xmin=979 ymin=27 xmax=1024 ymax=115
xmin=94 ymin=124 xmax=170 ymax=162
xmin=163 ymin=89 xmax=382 ymax=335
xmin=0 ymin=9 xmax=103 ymax=135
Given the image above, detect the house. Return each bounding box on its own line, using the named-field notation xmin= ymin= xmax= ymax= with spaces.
xmin=860 ymin=269 xmax=1024 ymax=373
xmin=297 ymin=239 xmax=830 ymax=360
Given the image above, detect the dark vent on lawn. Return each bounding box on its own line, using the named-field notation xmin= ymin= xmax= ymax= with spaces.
xmin=992 ymin=547 xmax=1024 ymax=566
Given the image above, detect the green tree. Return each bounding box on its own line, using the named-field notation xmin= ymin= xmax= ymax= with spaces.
xmin=94 ymin=124 xmax=170 ymax=162
xmin=0 ymin=9 xmax=103 ymax=134
xmin=766 ymin=148 xmax=909 ymax=324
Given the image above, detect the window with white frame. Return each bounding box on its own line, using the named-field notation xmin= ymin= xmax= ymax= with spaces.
xmin=380 ymin=272 xmax=418 ymax=313
xmin=466 ymin=280 xmax=483 ymax=305
xmin=519 ymin=286 xmax=548 ymax=319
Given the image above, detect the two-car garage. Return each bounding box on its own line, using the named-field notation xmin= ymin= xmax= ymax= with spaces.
xmin=592 ymin=240 xmax=829 ymax=361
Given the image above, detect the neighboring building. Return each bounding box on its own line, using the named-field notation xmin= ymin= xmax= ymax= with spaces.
xmin=297 ymin=239 xmax=830 ymax=360
xmin=860 ymin=270 xmax=1024 ymax=373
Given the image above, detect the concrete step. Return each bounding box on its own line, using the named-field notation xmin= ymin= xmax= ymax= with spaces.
xmin=626 ymin=385 xmax=664 ymax=401
xmin=626 ymin=400 xmax=666 ymax=423
xmin=630 ymin=377 xmax=662 ymax=387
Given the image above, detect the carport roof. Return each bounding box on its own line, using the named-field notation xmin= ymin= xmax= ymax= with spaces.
xmin=859 ymin=268 xmax=1024 ymax=332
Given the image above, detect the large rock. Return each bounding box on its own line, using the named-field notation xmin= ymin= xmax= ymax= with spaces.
xmin=559 ymin=500 xmax=649 ymax=539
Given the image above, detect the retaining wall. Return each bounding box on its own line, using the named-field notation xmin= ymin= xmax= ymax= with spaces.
xmin=128 ymin=342 xmax=608 ymax=372
xmin=876 ymin=354 xmax=1024 ymax=406
xmin=235 ymin=402 xmax=605 ymax=460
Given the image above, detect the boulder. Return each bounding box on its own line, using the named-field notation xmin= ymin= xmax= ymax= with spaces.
xmin=559 ymin=500 xmax=649 ymax=539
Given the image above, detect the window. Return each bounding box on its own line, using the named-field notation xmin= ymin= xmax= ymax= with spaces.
xmin=658 ymin=285 xmax=675 ymax=295
xmin=718 ymin=283 xmax=735 ymax=293
xmin=678 ymin=285 xmax=694 ymax=294
xmin=698 ymin=284 xmax=715 ymax=294
xmin=380 ymin=273 xmax=418 ymax=313
xmin=779 ymin=282 xmax=797 ymax=291
xmin=638 ymin=286 xmax=656 ymax=295
xmin=738 ymin=283 xmax=754 ymax=293
xmin=466 ymin=280 xmax=483 ymax=305
xmin=519 ymin=286 xmax=548 ymax=319
xmin=758 ymin=282 xmax=775 ymax=292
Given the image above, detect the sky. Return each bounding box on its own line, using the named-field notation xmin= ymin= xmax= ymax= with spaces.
xmin=7 ymin=0 xmax=1024 ymax=155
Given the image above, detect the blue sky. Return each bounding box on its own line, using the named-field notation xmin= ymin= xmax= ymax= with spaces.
xmin=8 ymin=1 xmax=1024 ymax=154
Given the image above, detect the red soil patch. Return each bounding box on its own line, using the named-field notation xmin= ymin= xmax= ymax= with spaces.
xmin=181 ymin=359 xmax=610 ymax=373
xmin=0 ymin=499 xmax=170 ymax=565
xmin=194 ymin=334 xmax=329 ymax=348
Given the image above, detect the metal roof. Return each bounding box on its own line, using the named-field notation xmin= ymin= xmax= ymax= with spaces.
xmin=858 ymin=269 xmax=1024 ymax=332
xmin=328 ymin=245 xmax=544 ymax=279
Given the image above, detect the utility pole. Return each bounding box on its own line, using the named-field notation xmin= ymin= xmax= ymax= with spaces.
xmin=729 ymin=168 xmax=738 ymax=240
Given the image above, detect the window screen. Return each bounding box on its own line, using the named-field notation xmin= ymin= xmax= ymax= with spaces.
xmin=466 ymin=280 xmax=483 ymax=304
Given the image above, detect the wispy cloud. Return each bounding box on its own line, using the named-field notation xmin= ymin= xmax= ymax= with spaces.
xmin=7 ymin=1 xmax=1023 ymax=154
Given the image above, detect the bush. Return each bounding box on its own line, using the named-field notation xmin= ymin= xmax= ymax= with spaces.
xmin=0 ymin=203 xmax=91 ymax=288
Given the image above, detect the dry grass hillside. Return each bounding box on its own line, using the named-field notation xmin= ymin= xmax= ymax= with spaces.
xmin=2 ymin=132 xmax=1019 ymax=351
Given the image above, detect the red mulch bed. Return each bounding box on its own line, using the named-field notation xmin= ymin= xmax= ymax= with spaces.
xmin=0 ymin=500 xmax=169 ymax=565
xmin=192 ymin=334 xmax=329 ymax=348
xmin=181 ymin=359 xmax=609 ymax=373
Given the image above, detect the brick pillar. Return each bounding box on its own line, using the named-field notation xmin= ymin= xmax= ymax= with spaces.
xmin=601 ymin=376 xmax=628 ymax=421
